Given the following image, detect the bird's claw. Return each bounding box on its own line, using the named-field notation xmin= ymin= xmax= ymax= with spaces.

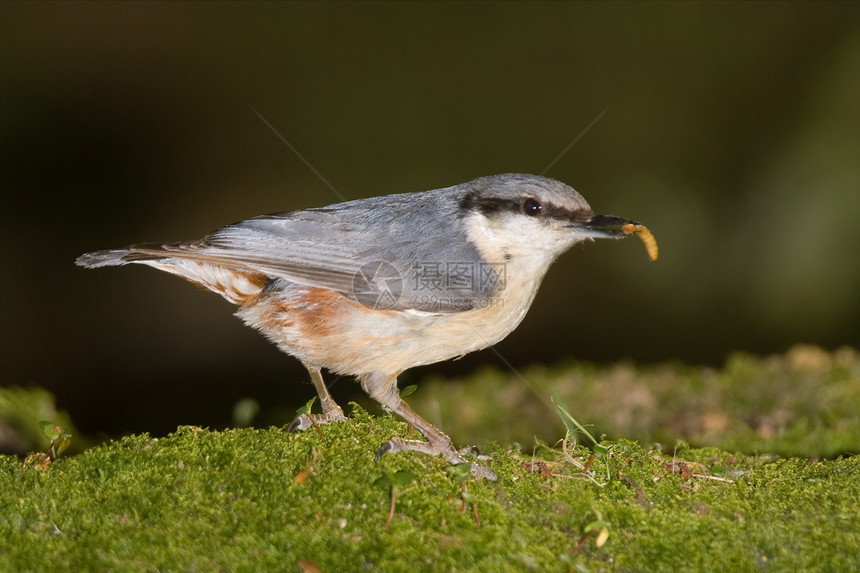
xmin=375 ymin=437 xmax=497 ymax=480
xmin=287 ymin=408 xmax=348 ymax=432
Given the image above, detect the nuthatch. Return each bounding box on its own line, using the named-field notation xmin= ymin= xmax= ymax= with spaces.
xmin=77 ymin=173 xmax=657 ymax=479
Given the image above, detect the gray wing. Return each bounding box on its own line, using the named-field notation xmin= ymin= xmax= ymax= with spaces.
xmin=79 ymin=185 xmax=501 ymax=313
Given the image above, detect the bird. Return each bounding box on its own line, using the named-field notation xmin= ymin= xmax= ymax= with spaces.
xmin=76 ymin=173 xmax=657 ymax=479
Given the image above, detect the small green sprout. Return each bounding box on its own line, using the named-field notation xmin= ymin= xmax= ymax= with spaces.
xmin=399 ymin=384 xmax=418 ymax=398
xmin=550 ymin=388 xmax=598 ymax=445
xmin=574 ymin=509 xmax=611 ymax=554
xmin=296 ymin=397 xmax=318 ymax=417
xmin=293 ymin=397 xmax=326 ymax=438
xmin=374 ymin=470 xmax=417 ymax=529
xmin=39 ymin=421 xmax=72 ymax=461
xmin=551 ymin=389 xmax=611 ymax=481
xmin=448 ymin=462 xmax=481 ymax=526
xmin=25 ymin=421 xmax=73 ymax=469
xmin=447 ymin=461 xmax=473 ymax=483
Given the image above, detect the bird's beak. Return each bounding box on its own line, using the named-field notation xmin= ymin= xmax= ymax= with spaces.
xmin=571 ymin=214 xmax=659 ymax=260
xmin=571 ymin=214 xmax=642 ymax=239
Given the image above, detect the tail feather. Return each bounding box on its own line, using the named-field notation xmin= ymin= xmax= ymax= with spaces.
xmin=76 ymin=244 xmax=270 ymax=305
xmin=75 ymin=249 xmax=135 ymax=268
xmin=76 ymin=242 xmax=193 ymax=268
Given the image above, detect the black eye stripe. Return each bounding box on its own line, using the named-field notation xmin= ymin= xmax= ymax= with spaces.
xmin=460 ymin=191 xmax=590 ymax=222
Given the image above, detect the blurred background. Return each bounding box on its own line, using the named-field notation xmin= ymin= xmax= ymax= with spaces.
xmin=1 ymin=2 xmax=858 ymax=442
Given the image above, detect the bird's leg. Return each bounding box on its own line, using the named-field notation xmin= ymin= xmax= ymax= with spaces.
xmin=287 ymin=366 xmax=347 ymax=431
xmin=361 ymin=372 xmax=497 ymax=480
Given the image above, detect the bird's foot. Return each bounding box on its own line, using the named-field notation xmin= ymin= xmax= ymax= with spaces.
xmin=375 ymin=437 xmax=497 ymax=480
xmin=287 ymin=405 xmax=347 ymax=432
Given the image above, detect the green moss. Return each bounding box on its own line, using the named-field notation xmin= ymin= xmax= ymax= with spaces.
xmin=412 ymin=345 xmax=860 ymax=458
xmin=1 ymin=405 xmax=859 ymax=571
xmin=3 ymin=347 xmax=859 ymax=570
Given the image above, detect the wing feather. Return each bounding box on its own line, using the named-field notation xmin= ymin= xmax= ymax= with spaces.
xmin=84 ymin=185 xmax=500 ymax=313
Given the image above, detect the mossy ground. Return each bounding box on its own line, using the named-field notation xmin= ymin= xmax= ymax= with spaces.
xmin=2 ymin=346 xmax=859 ymax=571
xmin=411 ymin=345 xmax=860 ymax=459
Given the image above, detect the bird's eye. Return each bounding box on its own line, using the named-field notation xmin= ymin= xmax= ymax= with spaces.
xmin=522 ymin=198 xmax=543 ymax=216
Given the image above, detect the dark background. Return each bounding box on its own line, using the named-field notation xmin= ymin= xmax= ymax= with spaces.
xmin=2 ymin=2 xmax=858 ymax=438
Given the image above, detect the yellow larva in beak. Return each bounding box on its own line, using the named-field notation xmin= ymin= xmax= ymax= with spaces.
xmin=621 ymin=223 xmax=659 ymax=261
